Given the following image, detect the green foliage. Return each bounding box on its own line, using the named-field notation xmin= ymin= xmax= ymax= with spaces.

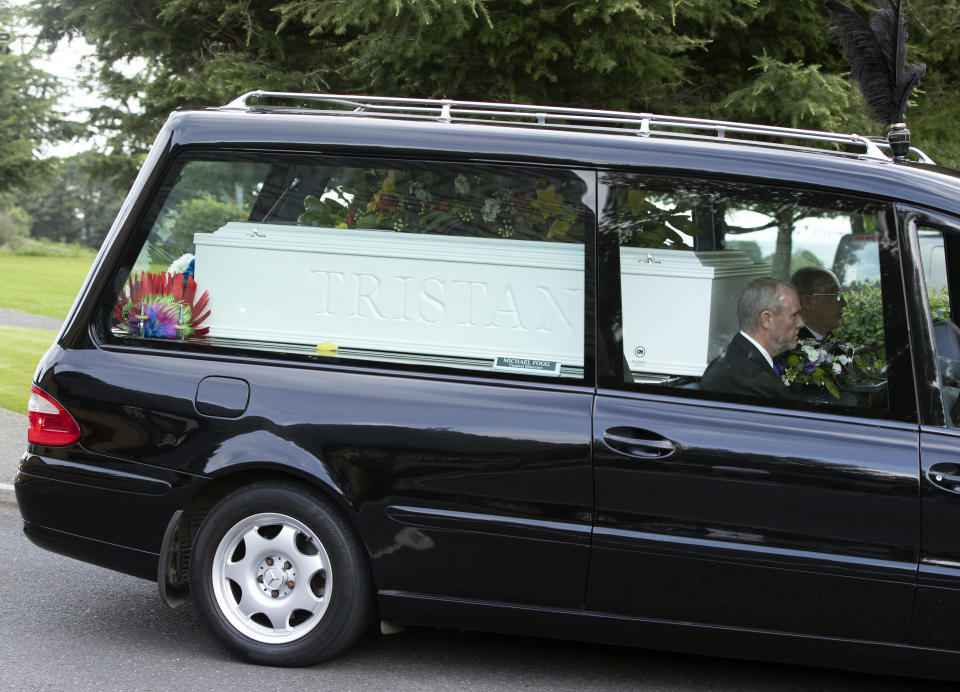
xmin=298 ymin=166 xmax=586 ymax=241
xmin=0 ymin=5 xmax=86 ymax=194
xmin=11 ymin=153 xmax=129 ymax=248
xmin=780 ymin=335 xmax=882 ymax=398
xmin=0 ymin=206 xmax=32 ymax=248
xmin=834 ymin=282 xmax=953 ymax=374
xmin=722 ymin=55 xmax=871 ymax=132
xmin=833 ymin=281 xmax=885 ymax=352
xmin=19 ymin=0 xmax=960 ymax=171
xmin=174 ymin=196 xmax=247 ymax=240
xmin=150 ymin=195 xmax=248 ymax=267
xmin=312 ymin=0 xmax=729 ymax=108
xmin=28 ymin=0 xmax=867 ymax=154
xmin=0 ymin=237 xmax=98 ymax=258
xmin=906 ymin=1 xmax=960 ymax=168
xmin=781 ymin=349 xmax=841 ymax=398
xmin=929 ymin=285 xmax=952 ymax=323
xmin=29 ymin=0 xmax=345 ymax=153
xmin=0 ymin=55 xmax=62 ymax=192
xmin=299 ymin=195 xmax=349 ymax=227
xmin=22 ymin=0 xmax=960 ymax=186
xmin=909 ymin=96 xmax=960 ymax=170
xmin=135 ymin=160 xmax=266 ymax=266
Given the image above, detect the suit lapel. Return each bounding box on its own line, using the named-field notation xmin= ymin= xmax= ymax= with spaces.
xmin=735 ymin=334 xmax=786 ymax=391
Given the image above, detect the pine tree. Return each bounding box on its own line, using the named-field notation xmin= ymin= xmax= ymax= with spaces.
xmin=27 ymin=0 xmax=960 ymax=167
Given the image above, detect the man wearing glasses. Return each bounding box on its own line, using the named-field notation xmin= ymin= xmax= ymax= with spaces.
xmin=790 ymin=266 xmax=847 ymax=341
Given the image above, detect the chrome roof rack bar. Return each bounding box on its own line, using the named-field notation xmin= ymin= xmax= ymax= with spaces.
xmin=865 ymin=136 xmax=935 ymax=164
xmin=222 ymin=91 xmax=900 ymax=162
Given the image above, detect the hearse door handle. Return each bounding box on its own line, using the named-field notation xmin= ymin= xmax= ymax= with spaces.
xmin=602 ymin=428 xmax=676 ymax=459
xmin=928 ymin=463 xmax=960 ymax=493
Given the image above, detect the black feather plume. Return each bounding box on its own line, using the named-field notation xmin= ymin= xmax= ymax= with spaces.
xmin=825 ymin=0 xmax=926 ymax=125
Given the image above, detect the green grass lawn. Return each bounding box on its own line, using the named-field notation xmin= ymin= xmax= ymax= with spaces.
xmin=0 ymin=326 xmax=57 ymax=415
xmin=0 ymin=251 xmax=96 ymax=414
xmin=0 ymin=252 xmax=97 ymax=319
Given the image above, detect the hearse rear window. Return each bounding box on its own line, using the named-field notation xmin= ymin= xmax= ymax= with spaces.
xmin=106 ymin=153 xmax=592 ymax=380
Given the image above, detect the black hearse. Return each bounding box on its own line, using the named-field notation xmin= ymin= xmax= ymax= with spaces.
xmin=15 ymin=93 xmax=960 ymax=679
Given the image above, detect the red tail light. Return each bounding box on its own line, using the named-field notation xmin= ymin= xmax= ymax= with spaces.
xmin=28 ymin=385 xmax=81 ymax=446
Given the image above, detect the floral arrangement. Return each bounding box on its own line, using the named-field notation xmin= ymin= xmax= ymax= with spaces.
xmin=168 ymin=253 xmax=195 ymax=278
xmin=774 ymin=338 xmax=881 ymax=399
xmin=114 ymin=265 xmax=210 ymax=340
xmin=298 ymin=167 xmax=585 ymax=242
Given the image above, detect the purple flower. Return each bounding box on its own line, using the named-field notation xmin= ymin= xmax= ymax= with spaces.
xmin=773 ymin=357 xmax=787 ymax=375
xmin=802 ymin=361 xmax=818 ymax=374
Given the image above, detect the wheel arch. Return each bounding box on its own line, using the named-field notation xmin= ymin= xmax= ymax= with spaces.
xmin=158 ymin=462 xmax=372 ymax=608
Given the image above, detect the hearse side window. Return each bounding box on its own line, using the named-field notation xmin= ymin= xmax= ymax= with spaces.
xmin=598 ymin=174 xmax=914 ymax=420
xmin=106 ymin=153 xmax=592 ymax=381
xmin=915 ymin=220 xmax=960 ymax=427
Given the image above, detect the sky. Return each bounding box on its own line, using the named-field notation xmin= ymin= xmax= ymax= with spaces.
xmin=7 ymin=2 xmax=126 ymax=157
xmin=34 ymin=35 xmax=115 ymax=158
xmin=35 ymin=38 xmax=99 ymax=109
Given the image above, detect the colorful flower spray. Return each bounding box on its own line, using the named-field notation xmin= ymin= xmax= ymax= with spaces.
xmin=114 ymin=260 xmax=210 ymax=340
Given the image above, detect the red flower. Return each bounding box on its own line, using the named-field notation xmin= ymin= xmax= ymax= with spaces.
xmin=437 ymin=200 xmax=451 ymax=212
xmin=346 ymin=212 xmax=356 ymax=226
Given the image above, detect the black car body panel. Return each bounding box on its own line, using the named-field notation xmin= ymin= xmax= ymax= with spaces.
xmin=591 ymin=393 xmax=919 ymax=638
xmin=16 ymin=95 xmax=960 ymax=678
xmin=19 ymin=344 xmax=595 ymax=605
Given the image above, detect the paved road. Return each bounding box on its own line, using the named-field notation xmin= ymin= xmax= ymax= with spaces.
xmin=0 ymin=408 xmax=25 ymax=499
xmin=0 ymin=506 xmax=953 ymax=691
xmin=0 ymin=307 xmax=63 ymax=331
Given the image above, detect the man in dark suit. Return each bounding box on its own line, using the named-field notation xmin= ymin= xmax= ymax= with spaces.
xmin=790 ymin=267 xmax=847 ymax=342
xmin=701 ymin=277 xmax=804 ymax=399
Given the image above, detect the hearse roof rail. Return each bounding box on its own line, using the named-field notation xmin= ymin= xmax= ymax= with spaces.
xmin=220 ymin=91 xmax=935 ymax=165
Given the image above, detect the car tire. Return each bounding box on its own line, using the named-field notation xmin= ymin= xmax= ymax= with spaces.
xmin=190 ymin=481 xmax=372 ymax=666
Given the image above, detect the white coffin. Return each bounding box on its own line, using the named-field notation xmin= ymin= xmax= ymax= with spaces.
xmin=194 ymin=224 xmax=765 ymax=376
xmin=194 ymin=223 xmax=586 ymax=368
xmin=621 ymin=248 xmax=768 ymax=377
